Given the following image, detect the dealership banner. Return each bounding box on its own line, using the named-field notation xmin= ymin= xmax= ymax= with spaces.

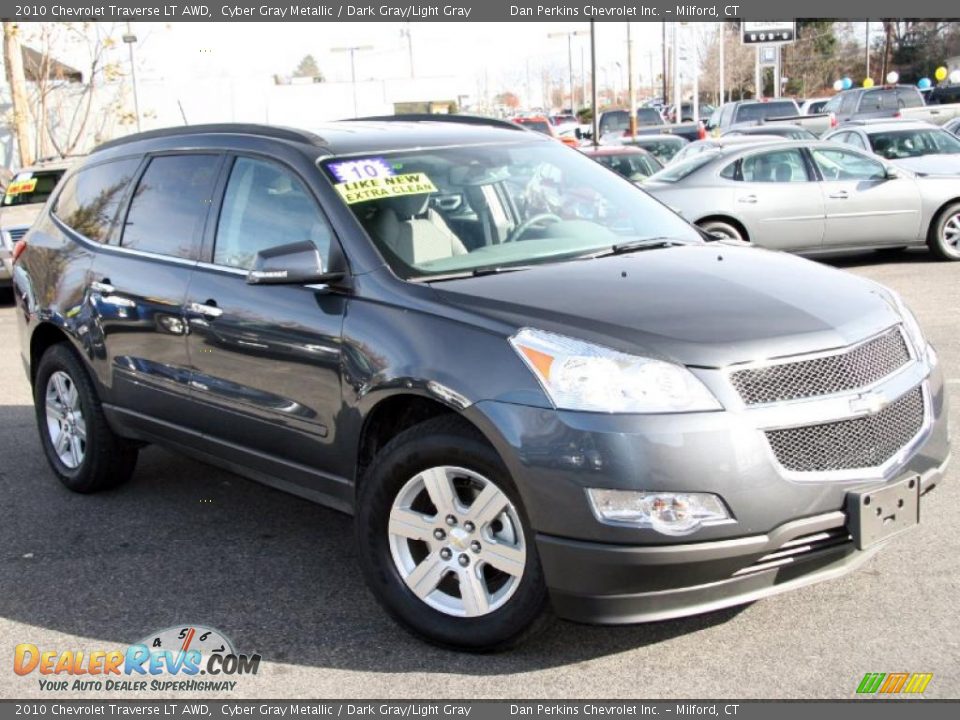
xmin=1 ymin=703 xmax=960 ymax=719
xmin=1 ymin=0 xmax=959 ymax=21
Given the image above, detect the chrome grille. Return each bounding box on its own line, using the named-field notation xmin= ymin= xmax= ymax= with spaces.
xmin=730 ymin=327 xmax=910 ymax=405
xmin=765 ymin=387 xmax=924 ymax=473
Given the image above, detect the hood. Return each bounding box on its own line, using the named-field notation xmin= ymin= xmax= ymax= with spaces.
xmin=430 ymin=245 xmax=900 ymax=368
xmin=0 ymin=203 xmax=44 ymax=231
xmin=892 ymin=154 xmax=960 ymax=176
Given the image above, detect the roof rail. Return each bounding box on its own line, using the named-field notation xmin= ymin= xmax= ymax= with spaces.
xmin=91 ymin=123 xmax=327 ymax=153
xmin=347 ymin=113 xmax=526 ymax=131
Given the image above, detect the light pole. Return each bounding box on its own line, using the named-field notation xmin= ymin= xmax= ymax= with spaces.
xmin=121 ymin=23 xmax=141 ymax=132
xmin=548 ymin=30 xmax=586 ymax=112
xmin=332 ymin=45 xmax=374 ymax=117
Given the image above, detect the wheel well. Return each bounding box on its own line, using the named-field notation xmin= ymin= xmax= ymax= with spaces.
xmin=30 ymin=323 xmax=69 ymax=384
xmin=696 ymin=215 xmax=750 ymax=242
xmin=928 ymin=198 xmax=960 ymax=239
xmin=355 ymin=395 xmax=478 ymax=486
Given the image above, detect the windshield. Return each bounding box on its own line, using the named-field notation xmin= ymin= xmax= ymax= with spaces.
xmin=868 ymin=129 xmax=960 ymax=158
xmin=592 ymin=152 xmax=661 ymax=182
xmin=322 ymin=142 xmax=700 ymax=280
xmin=733 ymin=101 xmax=799 ymax=124
xmin=3 ymin=169 xmax=66 ymax=207
xmin=648 ymin=153 xmax=718 ymax=183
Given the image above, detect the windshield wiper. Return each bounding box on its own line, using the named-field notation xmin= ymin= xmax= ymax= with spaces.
xmin=574 ymin=237 xmax=692 ymax=260
xmin=411 ymin=265 xmax=532 ymax=283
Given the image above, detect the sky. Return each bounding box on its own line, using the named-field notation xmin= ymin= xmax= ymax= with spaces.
xmin=122 ymin=21 xmax=681 ymax=103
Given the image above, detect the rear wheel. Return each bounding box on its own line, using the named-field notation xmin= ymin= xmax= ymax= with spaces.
xmin=698 ymin=219 xmax=746 ymax=242
xmin=355 ymin=416 xmax=550 ymax=651
xmin=928 ymin=202 xmax=960 ymax=261
xmin=34 ymin=343 xmax=139 ymax=493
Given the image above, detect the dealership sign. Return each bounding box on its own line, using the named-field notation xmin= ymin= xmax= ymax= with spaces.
xmin=742 ymin=22 xmax=797 ymax=44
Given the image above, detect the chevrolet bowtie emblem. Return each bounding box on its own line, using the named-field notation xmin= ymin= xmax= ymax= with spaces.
xmin=850 ymin=392 xmax=888 ymax=415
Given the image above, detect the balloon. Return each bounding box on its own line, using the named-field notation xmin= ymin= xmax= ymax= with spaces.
xmin=886 ymin=71 xmax=899 ymax=84
xmin=918 ymin=78 xmax=932 ymax=89
xmin=935 ymin=66 xmax=948 ymax=81
xmin=833 ymin=80 xmax=844 ymax=91
xmin=950 ymin=70 xmax=960 ymax=84
xmin=863 ymin=78 xmax=875 ymax=89
xmin=842 ymin=77 xmax=853 ymax=90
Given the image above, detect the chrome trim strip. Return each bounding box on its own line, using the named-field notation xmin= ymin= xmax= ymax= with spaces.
xmin=747 ymin=360 xmax=929 ymax=431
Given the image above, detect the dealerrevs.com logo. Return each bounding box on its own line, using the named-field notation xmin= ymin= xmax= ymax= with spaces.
xmin=14 ymin=625 xmax=261 ymax=693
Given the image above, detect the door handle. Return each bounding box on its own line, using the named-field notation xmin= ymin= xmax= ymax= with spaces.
xmin=737 ymin=195 xmax=758 ymax=204
xmin=90 ymin=280 xmax=116 ymax=294
xmin=829 ymin=191 xmax=850 ymax=199
xmin=188 ymin=301 xmax=223 ymax=319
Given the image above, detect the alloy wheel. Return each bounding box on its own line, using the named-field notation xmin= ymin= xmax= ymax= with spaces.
xmin=387 ymin=466 xmax=527 ymax=618
xmin=45 ymin=370 xmax=86 ymax=469
xmin=942 ymin=211 xmax=960 ymax=250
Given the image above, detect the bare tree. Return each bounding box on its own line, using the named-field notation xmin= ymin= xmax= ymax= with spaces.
xmin=22 ymin=22 xmax=125 ymax=159
xmin=3 ymin=21 xmax=34 ymax=166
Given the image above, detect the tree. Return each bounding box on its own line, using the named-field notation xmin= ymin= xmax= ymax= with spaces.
xmin=493 ymin=91 xmax=520 ymax=109
xmin=3 ymin=22 xmax=33 ymax=166
xmin=293 ymin=54 xmax=323 ymax=80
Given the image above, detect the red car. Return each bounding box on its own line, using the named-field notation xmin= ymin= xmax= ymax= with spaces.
xmin=512 ymin=116 xmax=580 ymax=147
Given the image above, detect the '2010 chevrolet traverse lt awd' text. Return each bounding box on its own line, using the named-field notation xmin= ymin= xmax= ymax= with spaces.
xmin=12 ymin=118 xmax=950 ymax=649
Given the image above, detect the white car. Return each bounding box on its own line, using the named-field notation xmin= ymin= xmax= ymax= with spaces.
xmin=800 ymin=97 xmax=831 ymax=115
xmin=824 ymin=120 xmax=960 ymax=175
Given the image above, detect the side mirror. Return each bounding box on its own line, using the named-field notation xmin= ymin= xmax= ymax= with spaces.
xmin=885 ymin=166 xmax=900 ymax=180
xmin=246 ymin=241 xmax=344 ymax=286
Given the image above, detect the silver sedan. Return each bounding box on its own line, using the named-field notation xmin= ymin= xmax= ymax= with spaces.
xmin=643 ymin=140 xmax=960 ymax=260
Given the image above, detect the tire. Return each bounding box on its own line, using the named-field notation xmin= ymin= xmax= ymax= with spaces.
xmin=34 ymin=342 xmax=139 ymax=493
xmin=698 ymin=219 xmax=746 ymax=242
xmin=928 ymin=202 xmax=960 ymax=261
xmin=355 ymin=415 xmax=550 ymax=651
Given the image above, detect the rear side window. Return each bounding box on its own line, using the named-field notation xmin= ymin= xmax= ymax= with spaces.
xmin=52 ymin=159 xmax=140 ymax=242
xmin=121 ymin=154 xmax=221 ymax=260
xmin=741 ymin=149 xmax=810 ymax=182
xmin=214 ymin=157 xmax=333 ymax=270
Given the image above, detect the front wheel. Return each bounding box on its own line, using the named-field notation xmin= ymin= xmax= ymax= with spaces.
xmin=697 ymin=219 xmax=746 ymax=242
xmin=355 ymin=416 xmax=549 ymax=651
xmin=928 ymin=202 xmax=960 ymax=261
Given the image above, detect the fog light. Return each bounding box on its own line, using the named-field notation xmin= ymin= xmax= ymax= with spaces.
xmin=587 ymin=489 xmax=732 ymax=536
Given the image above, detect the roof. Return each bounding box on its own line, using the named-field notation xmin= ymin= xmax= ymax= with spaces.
xmin=724 ymin=124 xmax=811 ymax=135
xmin=16 ymin=155 xmax=82 ymax=173
xmin=839 ymin=120 xmax=939 ymax=132
xmin=90 ymin=118 xmax=543 ymax=158
xmin=580 ymin=146 xmax=650 ymax=157
xmin=21 ymin=46 xmax=82 ymax=83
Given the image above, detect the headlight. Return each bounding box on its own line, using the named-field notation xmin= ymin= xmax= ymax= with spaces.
xmin=587 ymin=489 xmax=732 ymax=535
xmin=889 ymin=291 xmax=926 ymax=360
xmin=509 ymin=328 xmax=721 ymax=413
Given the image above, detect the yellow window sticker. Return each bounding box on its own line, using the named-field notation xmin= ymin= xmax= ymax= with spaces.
xmin=335 ymin=173 xmax=437 ymax=205
xmin=5 ymin=178 xmax=38 ymax=196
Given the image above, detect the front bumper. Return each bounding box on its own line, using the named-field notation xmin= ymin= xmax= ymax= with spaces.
xmin=537 ymin=457 xmax=947 ymax=623
xmin=465 ymin=352 xmax=950 ymax=624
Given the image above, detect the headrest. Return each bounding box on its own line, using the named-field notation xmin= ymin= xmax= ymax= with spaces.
xmin=383 ymin=193 xmax=430 ymax=219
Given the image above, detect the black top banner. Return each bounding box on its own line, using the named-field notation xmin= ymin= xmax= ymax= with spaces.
xmin=1 ymin=0 xmax=959 ymax=22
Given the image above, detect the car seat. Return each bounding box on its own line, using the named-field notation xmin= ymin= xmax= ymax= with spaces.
xmin=367 ymin=194 xmax=467 ymax=265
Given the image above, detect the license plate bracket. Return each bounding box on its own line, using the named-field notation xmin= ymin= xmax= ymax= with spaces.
xmin=846 ymin=476 xmax=920 ymax=550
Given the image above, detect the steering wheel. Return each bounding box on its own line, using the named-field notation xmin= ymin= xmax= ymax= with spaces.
xmin=505 ymin=213 xmax=562 ymax=243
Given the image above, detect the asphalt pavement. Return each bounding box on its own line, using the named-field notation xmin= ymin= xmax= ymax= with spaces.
xmin=1 ymin=250 xmax=958 ymax=699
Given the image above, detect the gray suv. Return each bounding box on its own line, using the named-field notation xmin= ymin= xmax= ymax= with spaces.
xmin=12 ymin=119 xmax=950 ymax=650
